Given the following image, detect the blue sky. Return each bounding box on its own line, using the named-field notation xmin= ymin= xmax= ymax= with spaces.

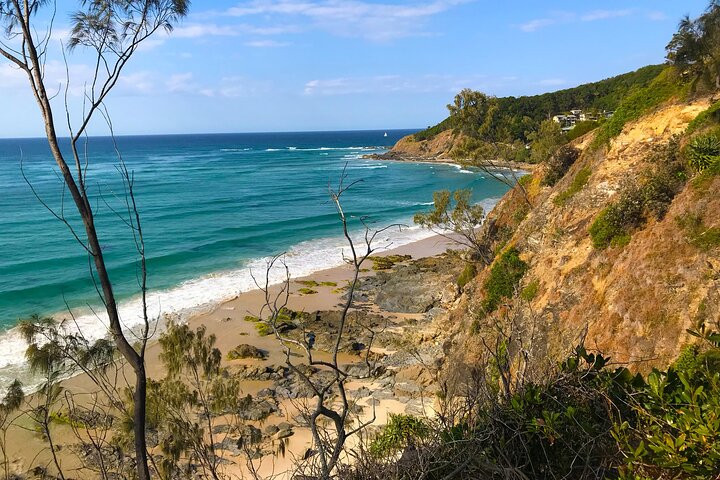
xmin=0 ymin=0 xmax=710 ymax=137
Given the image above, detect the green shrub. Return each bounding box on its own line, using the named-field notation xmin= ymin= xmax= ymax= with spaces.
xmin=320 ymin=281 xmax=337 ymax=287
xmin=370 ymin=255 xmax=412 ymax=271
xmin=589 ymin=188 xmax=644 ymax=249
xmin=296 ymin=280 xmax=319 ymax=287
xmin=243 ymin=315 xmax=260 ymax=322
xmin=348 ymin=338 xmax=720 ymax=480
xmin=457 ymin=263 xmax=477 ymax=289
xmin=298 ymin=287 xmax=318 ymax=295
xmin=685 ymin=133 xmax=720 ymax=171
xmin=517 ymin=173 xmax=533 ymax=187
xmin=255 ymin=322 xmax=272 ymax=337
xmin=481 ymin=247 xmax=528 ymax=313
xmin=226 ymin=344 xmax=265 ymax=360
xmin=617 ymin=364 xmax=720 ymax=479
xmin=542 ymin=145 xmax=580 ymax=186
xmin=370 ymin=414 xmax=430 ymax=457
xmin=590 ymin=139 xmax=686 ymax=249
xmin=520 ymin=279 xmax=539 ymax=301
xmin=554 ymin=166 xmax=591 ymax=206
xmin=566 ymin=120 xmax=599 ymax=142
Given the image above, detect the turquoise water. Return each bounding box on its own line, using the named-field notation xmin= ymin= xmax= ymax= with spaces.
xmin=0 ymin=130 xmax=510 ymax=385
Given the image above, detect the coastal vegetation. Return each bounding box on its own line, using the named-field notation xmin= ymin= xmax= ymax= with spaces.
xmin=3 ymin=2 xmax=720 ymax=479
xmin=0 ymin=1 xmax=189 ymax=478
xmin=415 ymin=65 xmax=665 ymax=144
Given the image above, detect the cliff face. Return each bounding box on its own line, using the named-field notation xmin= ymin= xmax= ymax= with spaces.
xmin=446 ymin=97 xmax=720 ymax=372
xmin=382 ymin=130 xmax=460 ymax=161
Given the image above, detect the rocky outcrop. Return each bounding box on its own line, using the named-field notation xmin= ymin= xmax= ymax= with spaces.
xmin=448 ymin=97 xmax=720 ymax=373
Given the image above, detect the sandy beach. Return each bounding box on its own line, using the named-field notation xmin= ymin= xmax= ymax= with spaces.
xmin=3 ymin=232 xmax=461 ymax=479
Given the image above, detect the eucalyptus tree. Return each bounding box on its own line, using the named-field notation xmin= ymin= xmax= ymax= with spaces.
xmin=667 ymin=1 xmax=720 ymax=88
xmin=446 ymin=89 xmax=532 ymax=205
xmin=0 ymin=1 xmax=189 ymax=478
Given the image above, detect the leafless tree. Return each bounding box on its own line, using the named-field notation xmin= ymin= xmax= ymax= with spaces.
xmin=253 ymin=170 xmax=401 ymax=479
xmin=0 ymin=2 xmax=189 ymax=478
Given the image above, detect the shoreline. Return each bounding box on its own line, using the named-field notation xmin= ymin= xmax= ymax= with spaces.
xmin=364 ymin=151 xmax=538 ymax=172
xmin=3 ymin=230 xmax=462 ymax=478
xmin=0 ymin=224 xmax=444 ymax=390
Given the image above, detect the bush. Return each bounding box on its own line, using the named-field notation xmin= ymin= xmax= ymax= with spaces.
xmin=457 ymin=263 xmax=477 ymax=289
xmin=369 ymin=414 xmax=430 ymax=457
xmin=542 ymin=145 xmax=580 ymax=186
xmin=255 ymin=322 xmax=273 ymax=337
xmin=520 ymin=279 xmax=539 ymax=301
xmin=590 ymin=138 xmax=687 ymax=249
xmin=226 ymin=344 xmax=266 ymax=360
xmin=566 ymin=120 xmax=599 ymax=142
xmin=554 ymin=166 xmax=591 ymax=206
xmin=589 ymin=187 xmax=644 ymax=249
xmin=346 ymin=341 xmax=720 ymax=480
xmin=481 ymin=247 xmax=528 ymax=313
xmin=685 ymin=133 xmax=720 ymax=171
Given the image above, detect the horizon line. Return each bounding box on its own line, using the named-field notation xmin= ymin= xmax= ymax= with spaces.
xmin=0 ymin=127 xmax=423 ymax=142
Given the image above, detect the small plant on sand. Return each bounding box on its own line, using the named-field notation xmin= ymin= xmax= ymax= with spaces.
xmin=370 ymin=255 xmax=411 ymax=271
xmin=255 ymin=322 xmax=273 ymax=337
xmin=298 ymin=287 xmax=318 ymax=295
xmin=297 ymin=280 xmax=320 ymax=287
xmin=369 ymin=414 xmax=430 ymax=458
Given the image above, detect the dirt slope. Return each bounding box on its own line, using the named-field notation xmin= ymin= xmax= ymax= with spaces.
xmin=450 ymin=97 xmax=720 ymax=371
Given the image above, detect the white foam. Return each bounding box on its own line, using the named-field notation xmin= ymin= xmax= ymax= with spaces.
xmin=0 ymin=222 xmax=440 ymax=391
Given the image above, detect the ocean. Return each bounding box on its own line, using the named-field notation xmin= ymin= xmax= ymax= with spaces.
xmin=0 ymin=130 xmax=511 ymax=388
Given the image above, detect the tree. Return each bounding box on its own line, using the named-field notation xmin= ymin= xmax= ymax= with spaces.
xmin=0 ymin=2 xmax=189 ymax=478
xmin=414 ymin=189 xmax=493 ymax=265
xmin=526 ymin=119 xmax=564 ymax=165
xmin=666 ymin=1 xmax=720 ymax=89
xmin=256 ymin=171 xmax=394 ymax=479
xmin=0 ymin=380 xmax=23 ymax=480
xmin=446 ymin=89 xmax=532 ymax=205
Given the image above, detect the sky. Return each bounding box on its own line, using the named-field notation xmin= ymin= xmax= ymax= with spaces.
xmin=0 ymin=0 xmax=711 ymax=137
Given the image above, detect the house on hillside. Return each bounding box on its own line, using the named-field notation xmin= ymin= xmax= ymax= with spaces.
xmin=553 ymin=109 xmax=614 ymax=132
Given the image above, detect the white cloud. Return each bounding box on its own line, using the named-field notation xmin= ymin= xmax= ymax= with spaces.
xmin=225 ymin=0 xmax=469 ymax=41
xmin=580 ymin=9 xmax=632 ymax=22
xmin=244 ymin=39 xmax=291 ymax=47
xmin=119 ymin=71 xmax=157 ymax=94
xmin=0 ymin=64 xmax=27 ymax=89
xmin=172 ymin=23 xmax=241 ymax=38
xmin=520 ymin=8 xmax=642 ymax=33
xmin=303 ymin=73 xmax=496 ymax=95
xmin=166 ymin=73 xmax=197 ymax=93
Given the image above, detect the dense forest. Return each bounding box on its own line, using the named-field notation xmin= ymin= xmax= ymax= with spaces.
xmin=414 ymin=65 xmax=664 ymax=142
